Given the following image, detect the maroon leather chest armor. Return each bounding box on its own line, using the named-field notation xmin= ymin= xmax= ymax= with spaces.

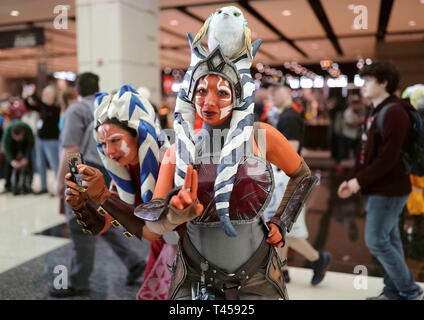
xmin=192 ymin=155 xmax=274 ymax=226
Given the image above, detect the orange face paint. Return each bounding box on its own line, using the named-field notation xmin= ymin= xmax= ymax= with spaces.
xmin=194 ymin=74 xmax=233 ymax=126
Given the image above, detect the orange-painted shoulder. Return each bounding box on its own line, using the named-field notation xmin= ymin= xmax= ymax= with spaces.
xmin=257 ymin=122 xmax=302 ymax=175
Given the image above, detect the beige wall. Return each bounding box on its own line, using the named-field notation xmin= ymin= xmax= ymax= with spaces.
xmin=76 ymin=0 xmax=161 ymax=104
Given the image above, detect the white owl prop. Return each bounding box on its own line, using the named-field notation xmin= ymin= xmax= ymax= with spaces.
xmin=192 ymin=6 xmax=253 ymax=61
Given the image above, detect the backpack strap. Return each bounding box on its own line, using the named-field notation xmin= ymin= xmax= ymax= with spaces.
xmin=375 ymin=103 xmax=400 ymax=135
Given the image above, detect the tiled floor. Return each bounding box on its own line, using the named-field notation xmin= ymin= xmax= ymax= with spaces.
xmin=286 ymin=267 xmax=386 ymax=300
xmin=0 ymin=161 xmax=423 ymax=300
xmin=0 ymin=176 xmax=70 ymax=274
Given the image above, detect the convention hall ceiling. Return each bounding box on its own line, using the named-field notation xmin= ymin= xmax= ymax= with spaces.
xmin=0 ymin=0 xmax=423 ymax=78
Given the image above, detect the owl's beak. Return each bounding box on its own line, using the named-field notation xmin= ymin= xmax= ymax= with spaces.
xmin=223 ymin=12 xmax=230 ymax=18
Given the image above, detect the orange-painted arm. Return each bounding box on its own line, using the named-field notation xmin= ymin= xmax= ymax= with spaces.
xmin=258 ymin=122 xmax=302 ymax=174
xmin=140 ymin=145 xmax=177 ymax=240
xmin=153 ymin=144 xmax=176 ymax=198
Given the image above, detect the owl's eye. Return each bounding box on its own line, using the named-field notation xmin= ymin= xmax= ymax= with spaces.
xmin=218 ymin=10 xmax=222 ymax=14
xmin=233 ymin=12 xmax=240 ymax=17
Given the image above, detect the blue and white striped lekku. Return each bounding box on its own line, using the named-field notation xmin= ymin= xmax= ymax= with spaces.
xmin=93 ymin=84 xmax=169 ymax=206
xmin=173 ymin=33 xmax=262 ymax=237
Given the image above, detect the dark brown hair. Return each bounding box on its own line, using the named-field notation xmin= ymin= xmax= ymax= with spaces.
xmin=96 ymin=118 xmax=137 ymax=138
xmin=359 ymin=61 xmax=400 ymax=95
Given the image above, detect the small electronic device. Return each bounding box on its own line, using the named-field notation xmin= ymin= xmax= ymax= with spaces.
xmin=67 ymin=152 xmax=85 ymax=192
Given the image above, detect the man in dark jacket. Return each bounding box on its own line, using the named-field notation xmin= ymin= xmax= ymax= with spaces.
xmin=1 ymin=121 xmax=34 ymax=194
xmin=338 ymin=61 xmax=423 ymax=300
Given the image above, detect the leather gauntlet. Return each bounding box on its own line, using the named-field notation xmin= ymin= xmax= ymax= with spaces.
xmin=73 ymin=199 xmax=107 ymax=235
xmin=274 ymin=158 xmax=311 ymax=219
xmin=270 ymin=159 xmax=317 ymax=235
xmin=98 ymin=193 xmax=145 ymax=239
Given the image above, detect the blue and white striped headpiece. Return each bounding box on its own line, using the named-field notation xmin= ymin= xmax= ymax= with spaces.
xmin=93 ymin=84 xmax=169 ymax=206
xmin=174 ymin=33 xmax=262 ymax=237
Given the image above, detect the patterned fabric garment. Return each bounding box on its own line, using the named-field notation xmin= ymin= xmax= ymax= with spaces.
xmin=93 ymin=85 xmax=169 ymax=205
xmin=136 ymin=244 xmax=177 ymax=300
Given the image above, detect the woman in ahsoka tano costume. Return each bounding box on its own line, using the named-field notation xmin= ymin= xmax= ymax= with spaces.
xmin=137 ymin=6 xmax=314 ymax=299
xmin=63 ymin=85 xmax=192 ymax=300
xmin=66 ymin=6 xmax=316 ymax=300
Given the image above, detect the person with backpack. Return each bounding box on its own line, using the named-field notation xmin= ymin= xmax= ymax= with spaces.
xmin=337 ymin=61 xmax=423 ymax=300
xmin=402 ymin=84 xmax=424 ymax=260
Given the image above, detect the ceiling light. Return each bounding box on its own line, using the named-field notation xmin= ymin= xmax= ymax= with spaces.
xmin=409 ymin=20 xmax=416 ymax=27
xmin=314 ymin=76 xmax=324 ymax=88
xmin=281 ymin=10 xmax=291 ymax=16
xmin=289 ymin=78 xmax=300 ymax=89
xmin=170 ymin=19 xmax=178 ymax=26
xmin=53 ymin=71 xmax=76 ymax=81
xmin=10 ymin=10 xmax=20 ymax=17
xmin=354 ymin=74 xmax=364 ymax=87
xmin=300 ymin=77 xmax=313 ymax=89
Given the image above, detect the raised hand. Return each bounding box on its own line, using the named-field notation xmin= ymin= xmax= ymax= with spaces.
xmin=168 ymin=165 xmax=204 ymax=225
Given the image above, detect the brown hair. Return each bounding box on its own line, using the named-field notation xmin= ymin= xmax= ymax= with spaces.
xmin=61 ymin=87 xmax=77 ymax=110
xmin=97 ymin=118 xmax=138 ymax=138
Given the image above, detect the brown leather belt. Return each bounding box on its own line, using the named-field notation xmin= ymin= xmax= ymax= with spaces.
xmin=181 ymin=235 xmax=271 ymax=299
